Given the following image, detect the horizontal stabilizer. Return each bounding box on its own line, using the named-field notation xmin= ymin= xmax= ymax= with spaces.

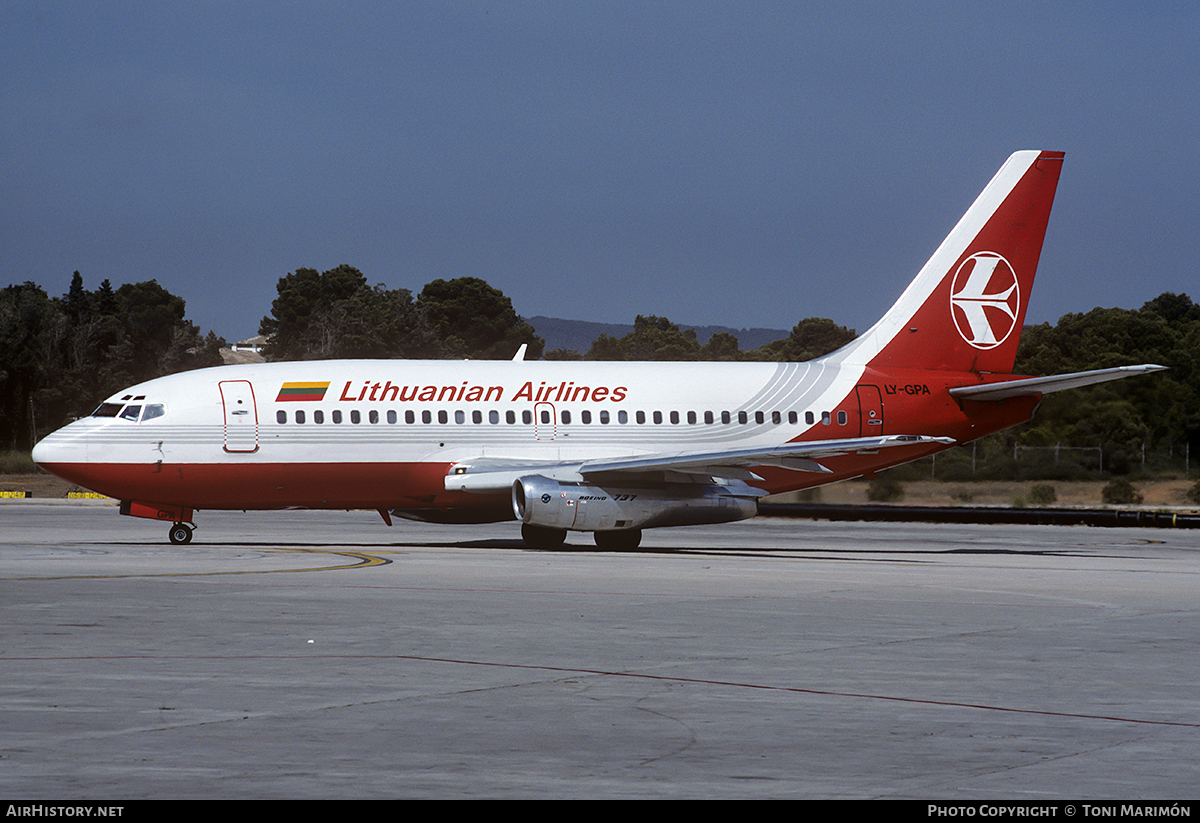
xmin=948 ymin=365 xmax=1166 ymax=401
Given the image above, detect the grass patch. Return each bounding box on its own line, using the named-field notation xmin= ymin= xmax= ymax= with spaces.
xmin=0 ymin=450 xmax=36 ymax=474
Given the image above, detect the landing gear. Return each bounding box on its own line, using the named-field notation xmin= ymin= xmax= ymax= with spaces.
xmin=168 ymin=522 xmax=194 ymax=545
xmin=594 ymin=529 xmax=642 ymax=551
xmin=521 ymin=523 xmax=567 ymax=549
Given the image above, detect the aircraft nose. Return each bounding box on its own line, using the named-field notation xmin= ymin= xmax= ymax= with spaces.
xmin=31 ymin=428 xmax=86 ymax=468
xmin=30 ymin=436 xmax=53 ymax=467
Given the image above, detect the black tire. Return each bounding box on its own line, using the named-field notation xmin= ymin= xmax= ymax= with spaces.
xmin=521 ymin=523 xmax=567 ymax=549
xmin=593 ymin=529 xmax=642 ymax=551
xmin=168 ymin=523 xmax=193 ymax=545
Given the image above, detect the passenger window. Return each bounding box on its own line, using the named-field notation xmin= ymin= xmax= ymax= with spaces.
xmin=351 ymin=410 xmax=361 ymax=424
xmin=822 ymin=411 xmax=831 ymax=425
xmin=522 ymin=410 xmax=532 ymax=424
xmin=406 ymin=411 xmax=415 ymax=424
xmin=738 ymin=411 xmax=748 ymax=424
xmin=489 ymin=411 xmax=500 ymax=424
xmin=581 ymin=411 xmax=592 ymax=424
xmin=370 ymin=410 xmax=379 ymax=424
xmin=561 ymin=410 xmax=571 ymax=424
xmin=704 ymin=411 xmax=713 ymax=424
xmin=422 ymin=411 xmax=432 ymax=424
xmin=653 ymin=411 xmax=663 ymax=424
xmin=772 ymin=411 xmax=781 ymax=425
xmin=806 ymin=411 xmax=815 ymax=425
xmin=507 ymin=411 xmax=516 ymax=424
xmin=636 ymin=411 xmax=646 ymax=424
xmin=437 ymin=411 xmax=447 ymax=424
xmin=332 ymin=410 xmax=342 ymax=424
xmin=455 ymin=410 xmax=465 ymax=424
xmin=687 ymin=411 xmax=696 ymax=424
xmin=276 ymin=410 xmax=287 ymax=424
xmin=599 ymin=410 xmax=609 ymax=424
xmin=837 ymin=410 xmax=847 ymax=425
xmin=618 ymin=411 xmax=628 ymax=424
xmin=669 ymin=411 xmax=679 ymax=424
xmin=296 ymin=410 xmax=306 ymax=424
xmin=387 ymin=410 xmax=397 ymax=424
xmin=721 ymin=411 xmax=731 ymax=424
xmin=755 ymin=411 xmax=764 ymax=424
xmin=788 ymin=411 xmax=798 ymax=424
xmin=313 ymin=410 xmax=324 ymax=424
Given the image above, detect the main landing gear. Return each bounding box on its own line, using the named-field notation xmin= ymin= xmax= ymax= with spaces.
xmin=521 ymin=523 xmax=566 ymax=549
xmin=168 ymin=522 xmax=194 ymax=545
xmin=593 ymin=529 xmax=642 ymax=551
xmin=519 ymin=524 xmax=643 ymax=551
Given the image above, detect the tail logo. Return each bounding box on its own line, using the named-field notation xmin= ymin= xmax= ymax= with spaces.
xmin=949 ymin=252 xmax=1020 ymax=350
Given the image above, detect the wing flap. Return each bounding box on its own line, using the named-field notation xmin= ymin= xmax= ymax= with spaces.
xmin=445 ymin=434 xmax=954 ymax=493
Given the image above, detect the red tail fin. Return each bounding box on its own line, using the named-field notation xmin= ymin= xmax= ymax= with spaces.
xmin=827 ymin=151 xmax=1064 ymax=373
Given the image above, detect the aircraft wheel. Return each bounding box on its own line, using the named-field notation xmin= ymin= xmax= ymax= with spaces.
xmin=521 ymin=524 xmax=567 ymax=549
xmin=593 ymin=529 xmax=642 ymax=551
xmin=168 ymin=523 xmax=194 ymax=545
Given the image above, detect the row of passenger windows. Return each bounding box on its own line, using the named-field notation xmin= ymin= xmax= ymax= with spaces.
xmin=276 ymin=408 xmax=850 ymax=426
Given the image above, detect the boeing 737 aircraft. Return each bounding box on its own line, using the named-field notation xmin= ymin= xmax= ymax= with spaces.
xmin=32 ymin=150 xmax=1163 ymax=549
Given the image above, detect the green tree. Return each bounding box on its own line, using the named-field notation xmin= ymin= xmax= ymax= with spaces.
xmin=584 ymin=315 xmax=701 ymax=361
xmin=260 ymin=265 xmax=431 ymax=360
xmin=700 ymin=331 xmax=740 ymax=361
xmin=753 ymin=317 xmax=857 ymax=361
xmin=0 ymin=274 xmax=223 ymax=450
xmin=416 ymin=277 xmax=544 ymax=360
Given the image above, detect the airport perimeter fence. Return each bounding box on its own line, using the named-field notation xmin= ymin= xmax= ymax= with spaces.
xmin=758 ymin=501 xmax=1200 ymax=529
xmin=894 ymin=440 xmax=1195 ymax=483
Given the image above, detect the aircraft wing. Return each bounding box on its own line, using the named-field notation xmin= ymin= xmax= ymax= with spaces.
xmin=446 ymin=434 xmax=954 ymax=494
xmin=949 ymin=365 xmax=1165 ymax=402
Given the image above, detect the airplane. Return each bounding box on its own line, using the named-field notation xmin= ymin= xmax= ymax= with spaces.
xmin=31 ymin=150 xmax=1164 ymax=550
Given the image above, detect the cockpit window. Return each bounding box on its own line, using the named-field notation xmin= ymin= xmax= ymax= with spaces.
xmin=141 ymin=404 xmax=165 ymax=421
xmin=92 ymin=403 xmax=123 ymax=418
xmin=119 ymin=405 xmax=142 ymax=421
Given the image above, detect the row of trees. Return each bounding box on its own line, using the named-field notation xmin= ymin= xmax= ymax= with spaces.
xmin=541 ymin=315 xmax=857 ymax=362
xmin=258 ymin=266 xmax=545 ymax=361
xmin=257 ymin=265 xmax=859 ymax=364
xmin=999 ymin=293 xmax=1200 ymax=477
xmin=4 ymin=265 xmax=1198 ymax=480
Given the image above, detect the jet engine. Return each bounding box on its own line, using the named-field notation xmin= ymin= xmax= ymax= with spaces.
xmin=512 ymin=474 xmax=760 ymax=532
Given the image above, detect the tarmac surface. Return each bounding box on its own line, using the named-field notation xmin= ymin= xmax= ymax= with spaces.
xmin=3 ymin=500 xmax=1199 ymax=799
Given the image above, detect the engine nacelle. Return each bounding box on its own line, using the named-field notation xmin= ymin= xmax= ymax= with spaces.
xmin=512 ymin=475 xmax=759 ymax=532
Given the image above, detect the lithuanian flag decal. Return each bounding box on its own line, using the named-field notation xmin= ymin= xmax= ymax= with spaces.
xmin=276 ymin=381 xmax=330 ymax=402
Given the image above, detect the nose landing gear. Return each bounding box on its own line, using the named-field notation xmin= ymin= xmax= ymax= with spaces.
xmin=119 ymin=500 xmax=196 ymax=545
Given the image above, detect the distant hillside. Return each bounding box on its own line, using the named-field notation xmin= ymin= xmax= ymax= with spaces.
xmin=528 ymin=316 xmax=789 ymax=356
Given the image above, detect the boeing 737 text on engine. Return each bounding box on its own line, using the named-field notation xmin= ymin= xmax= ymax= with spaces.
xmin=32 ymin=151 xmax=1164 ymax=549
